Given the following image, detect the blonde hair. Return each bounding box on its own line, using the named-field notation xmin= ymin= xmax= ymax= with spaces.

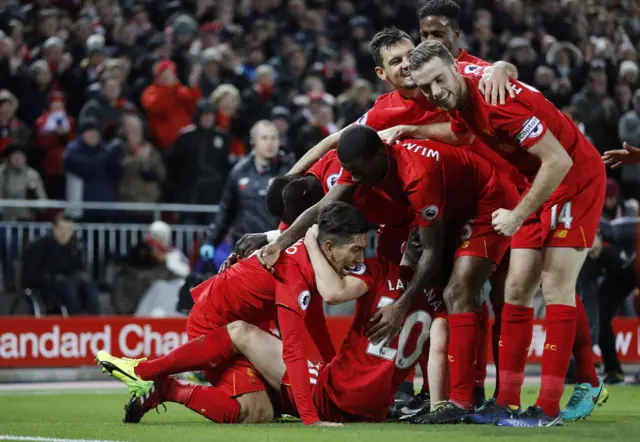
xmin=255 ymin=64 xmax=274 ymax=80
xmin=211 ymin=84 xmax=241 ymax=108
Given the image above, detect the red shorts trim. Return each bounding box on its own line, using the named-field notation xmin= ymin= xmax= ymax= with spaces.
xmin=512 ymin=172 xmax=606 ymax=249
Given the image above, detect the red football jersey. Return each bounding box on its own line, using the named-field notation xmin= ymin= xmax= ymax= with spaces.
xmin=190 ymin=242 xmax=335 ymax=424
xmin=320 ymin=257 xmax=446 ymax=421
xmin=456 ymin=49 xmax=486 ymax=65
xmin=337 ymin=138 xmax=502 ymax=229
xmin=308 ymin=150 xmax=413 ymax=227
xmin=450 ymin=75 xmax=603 ymax=187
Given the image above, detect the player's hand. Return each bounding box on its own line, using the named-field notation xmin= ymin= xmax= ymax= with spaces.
xmin=378 ymin=126 xmax=409 ymax=144
xmin=236 ymin=233 xmax=268 ymax=258
xmin=257 ymin=242 xmax=281 ymax=273
xmin=304 ymin=224 xmax=319 ymax=248
xmin=218 ymin=253 xmax=239 ymax=274
xmin=491 ymin=208 xmax=524 ymax=236
xmin=367 ymin=302 xmax=406 ymax=345
xmin=602 ymin=142 xmax=640 ymax=168
xmin=311 ymin=421 xmax=344 ymax=427
xmin=478 ymin=67 xmax=514 ymax=105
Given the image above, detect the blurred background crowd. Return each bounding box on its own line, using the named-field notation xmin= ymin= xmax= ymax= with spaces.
xmin=0 ymin=0 xmax=640 ymax=382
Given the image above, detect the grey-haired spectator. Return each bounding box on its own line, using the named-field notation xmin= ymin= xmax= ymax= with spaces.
xmin=199 ymin=47 xmax=222 ymax=97
xmin=271 ymin=105 xmax=292 ymax=153
xmin=619 ymin=60 xmax=639 ymax=89
xmin=0 ymin=143 xmax=47 ymax=221
xmin=0 ymin=89 xmax=30 ymax=155
xmin=15 ymin=60 xmax=53 ymax=125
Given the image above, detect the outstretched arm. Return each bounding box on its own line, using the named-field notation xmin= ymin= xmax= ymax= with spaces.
xmin=287 ymin=129 xmax=343 ymax=176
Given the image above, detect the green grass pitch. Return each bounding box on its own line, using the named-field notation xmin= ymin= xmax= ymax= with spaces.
xmin=0 ymin=385 xmax=639 ymax=442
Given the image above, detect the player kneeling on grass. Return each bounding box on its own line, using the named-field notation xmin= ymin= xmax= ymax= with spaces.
xmin=118 ymin=227 xmax=448 ymax=424
xmin=96 ymin=201 xmax=374 ymax=427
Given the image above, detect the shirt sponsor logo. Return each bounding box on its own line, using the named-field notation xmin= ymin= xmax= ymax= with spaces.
xmin=516 ymin=117 xmax=543 ymax=143
xmin=421 ymin=205 xmax=439 ymax=221
xmin=346 ymin=263 xmax=367 ymax=275
xmin=298 ymin=290 xmax=311 ymax=310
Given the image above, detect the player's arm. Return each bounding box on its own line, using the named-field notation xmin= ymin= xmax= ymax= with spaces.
xmin=287 ymin=129 xmax=343 ymax=176
xmin=509 ymin=131 xmax=572 ymax=223
xmin=277 ymin=305 xmax=322 ymax=425
xmin=489 ymin=61 xmax=518 ymax=80
xmin=304 ymin=225 xmax=368 ymax=304
xmin=379 ymin=122 xmax=473 ymax=146
xmin=368 ymin=221 xmax=444 ymax=344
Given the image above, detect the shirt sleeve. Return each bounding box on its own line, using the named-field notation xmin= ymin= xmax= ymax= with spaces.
xmin=450 ymin=114 xmax=468 ymax=135
xmin=404 ymin=164 xmax=445 ymax=228
xmin=336 ymin=166 xmax=356 ymax=187
xmin=304 ymin=300 xmax=336 ymax=362
xmin=490 ymin=84 xmax=548 ymax=150
xmin=342 ymin=259 xmax=380 ymax=292
xmin=278 ymin=305 xmax=320 ymax=425
xmin=353 ymin=102 xmax=384 ymax=131
xmin=306 ymin=154 xmax=325 ymax=182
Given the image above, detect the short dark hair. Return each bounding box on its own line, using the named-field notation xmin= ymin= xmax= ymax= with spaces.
xmin=368 ymin=27 xmax=412 ymax=68
xmin=317 ymin=201 xmax=369 ymax=247
xmin=409 ymin=40 xmax=455 ymax=72
xmin=266 ymin=175 xmax=298 ymax=219
xmin=337 ymin=125 xmax=385 ymax=164
xmin=281 ymin=176 xmax=323 ymax=224
xmin=53 ymin=211 xmax=74 ymax=225
xmin=418 ymin=0 xmax=461 ymax=26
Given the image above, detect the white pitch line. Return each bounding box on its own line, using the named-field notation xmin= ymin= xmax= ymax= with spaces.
xmin=0 ymin=436 xmax=126 ymax=442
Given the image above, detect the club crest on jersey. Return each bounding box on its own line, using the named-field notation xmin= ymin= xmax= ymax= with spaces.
xmin=421 ymin=205 xmax=439 ymax=221
xmin=346 ymin=263 xmax=367 ymax=275
xmin=356 ymin=112 xmax=368 ymax=125
xmin=516 ymin=117 xmax=543 ymax=143
xmin=298 ymin=290 xmax=311 ymax=310
xmin=327 ymin=173 xmax=339 ymax=189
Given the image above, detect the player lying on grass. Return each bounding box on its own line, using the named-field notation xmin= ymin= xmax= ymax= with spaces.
xmin=97 ymin=202 xmax=370 ymax=427
xmin=117 ymin=227 xmax=449 ymax=425
xmin=408 ymin=40 xmax=608 ymax=427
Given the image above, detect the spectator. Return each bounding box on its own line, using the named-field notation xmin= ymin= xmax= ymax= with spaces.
xmin=602 ymin=178 xmax=623 ymax=221
xmin=571 ymin=62 xmax=621 ymax=153
xmin=79 ymin=74 xmax=136 ymax=143
xmin=241 ymin=64 xmax=281 ymax=128
xmin=22 ymin=212 xmax=100 ymax=315
xmin=35 ymin=91 xmax=75 ymax=200
xmin=114 ymin=114 xmax=165 ymax=204
xmin=63 ymin=118 xmax=120 ymax=220
xmin=271 ymin=106 xmax=292 ymax=153
xmin=295 ymin=95 xmax=336 ymax=159
xmin=112 ymin=220 xmax=190 ymax=315
xmin=0 ymin=143 xmax=47 ymax=221
xmin=15 ymin=59 xmax=53 ymax=125
xmin=0 ymin=89 xmax=29 ymax=154
xmin=336 ymin=78 xmax=374 ymax=128
xmin=618 ymin=89 xmax=640 ymax=195
xmin=211 ymin=83 xmax=246 ymax=161
xmin=200 ymin=120 xmax=294 ymax=256
xmin=141 ymin=60 xmax=202 ymax=150
xmin=198 ymin=47 xmax=222 ymax=97
xmin=165 ymin=100 xmax=230 ymax=211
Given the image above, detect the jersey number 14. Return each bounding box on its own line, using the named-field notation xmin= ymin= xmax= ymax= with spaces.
xmin=366 ymin=297 xmax=432 ymax=369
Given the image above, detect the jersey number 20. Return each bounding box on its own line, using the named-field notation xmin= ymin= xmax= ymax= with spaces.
xmin=366 ymin=297 xmax=432 ymax=369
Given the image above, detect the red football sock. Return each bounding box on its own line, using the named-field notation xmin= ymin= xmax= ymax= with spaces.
xmin=448 ymin=312 xmax=478 ymax=409
xmin=404 ymin=366 xmax=416 ymax=383
xmin=161 ymin=377 xmax=240 ymax=423
xmin=536 ymin=304 xmax=577 ymax=417
xmin=491 ymin=302 xmax=503 ymax=398
xmin=573 ymin=294 xmax=599 ymax=387
xmin=496 ymin=303 xmax=533 ymax=408
xmin=136 ymin=327 xmax=234 ymax=380
xmin=474 ymin=302 xmax=489 ymax=389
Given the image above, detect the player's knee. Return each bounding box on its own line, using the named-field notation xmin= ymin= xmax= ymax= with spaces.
xmin=540 ymin=271 xmax=575 ymax=305
xmin=504 ymin=278 xmax=534 ymax=306
xmin=226 ymin=321 xmax=251 ymax=351
xmin=443 ymin=280 xmax=474 ymax=313
xmin=237 ymin=393 xmax=274 ymax=423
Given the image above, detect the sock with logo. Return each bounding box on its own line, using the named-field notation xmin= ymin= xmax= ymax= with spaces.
xmin=447 ymin=312 xmax=479 ymax=409
xmin=536 ymin=304 xmax=577 ymax=417
xmin=496 ymin=303 xmax=534 ymax=408
xmin=473 ymin=302 xmax=489 ymax=406
xmin=136 ymin=327 xmax=234 ymax=380
xmin=161 ymin=376 xmax=240 ymax=423
xmin=573 ymin=294 xmax=599 ymax=387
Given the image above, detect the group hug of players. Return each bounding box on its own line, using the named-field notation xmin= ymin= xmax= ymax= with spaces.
xmin=96 ymin=0 xmax=624 ymax=428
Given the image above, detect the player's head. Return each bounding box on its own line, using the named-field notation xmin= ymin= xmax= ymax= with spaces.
xmin=266 ymin=175 xmax=298 ymax=220
xmin=418 ymin=0 xmax=461 ymax=51
xmin=409 ymin=40 xmax=464 ymax=111
xmin=317 ymin=201 xmax=369 ymax=274
xmin=281 ymin=176 xmax=324 ymax=224
xmin=369 ymin=27 xmax=417 ymax=90
xmin=337 ymin=125 xmax=388 ymax=186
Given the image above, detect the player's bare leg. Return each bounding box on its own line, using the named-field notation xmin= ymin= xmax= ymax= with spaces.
xmin=427 ymin=318 xmax=449 ymax=409
xmin=411 ymin=256 xmax=494 ymax=424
